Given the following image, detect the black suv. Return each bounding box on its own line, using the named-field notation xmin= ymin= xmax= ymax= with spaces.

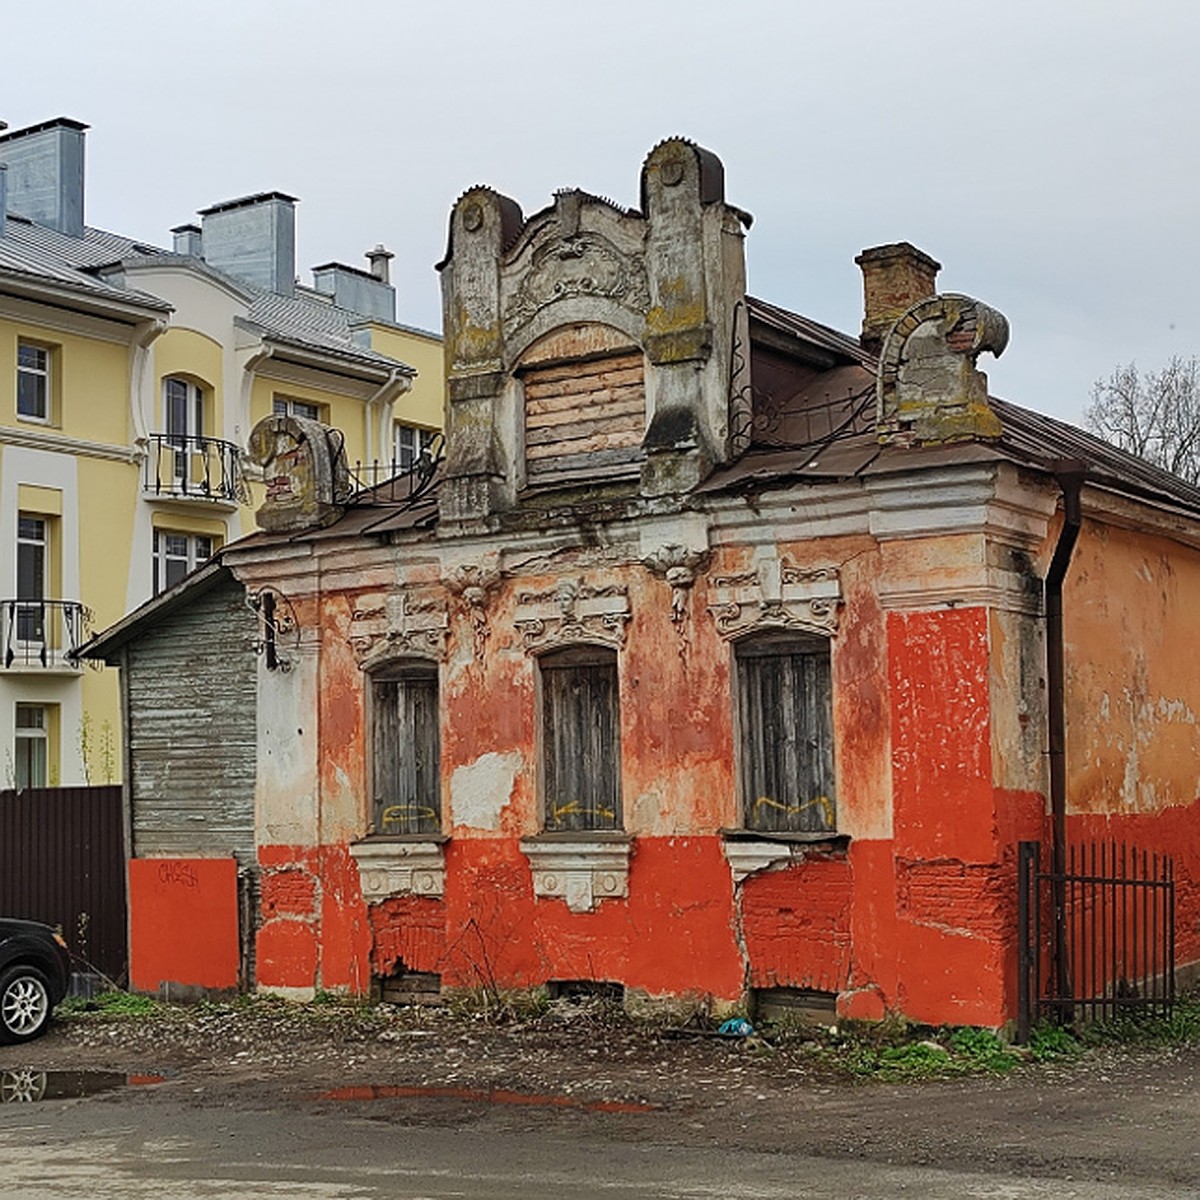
xmin=0 ymin=919 xmax=72 ymax=1044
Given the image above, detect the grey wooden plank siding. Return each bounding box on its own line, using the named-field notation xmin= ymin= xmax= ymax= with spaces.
xmin=541 ymin=649 xmax=621 ymax=831
xmin=523 ymin=352 xmax=645 ymax=480
xmin=126 ymin=576 xmax=257 ymax=860
xmin=737 ymin=637 xmax=836 ymax=833
xmin=372 ymin=666 xmax=440 ymax=835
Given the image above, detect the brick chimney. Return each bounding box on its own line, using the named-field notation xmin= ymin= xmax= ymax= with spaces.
xmin=855 ymin=242 xmax=941 ymax=356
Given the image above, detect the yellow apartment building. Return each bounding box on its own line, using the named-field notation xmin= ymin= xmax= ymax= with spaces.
xmin=0 ymin=117 xmax=443 ymax=788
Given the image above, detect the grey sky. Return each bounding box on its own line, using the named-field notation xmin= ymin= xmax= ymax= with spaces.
xmin=7 ymin=0 xmax=1198 ymax=424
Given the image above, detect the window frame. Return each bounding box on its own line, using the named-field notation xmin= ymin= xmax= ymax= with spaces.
xmin=15 ymin=512 xmax=48 ymax=643
xmin=733 ymin=631 xmax=836 ymax=836
xmin=538 ymin=644 xmax=623 ymax=834
xmin=393 ymin=422 xmax=436 ymax=472
xmin=16 ymin=341 xmax=51 ymax=423
xmin=274 ymin=396 xmax=324 ymax=423
xmin=367 ymin=658 xmax=442 ymax=838
xmin=14 ymin=703 xmax=50 ymax=789
xmin=152 ymin=529 xmax=216 ymax=596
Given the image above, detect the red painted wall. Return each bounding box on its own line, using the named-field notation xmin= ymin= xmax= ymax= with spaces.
xmin=128 ymin=858 xmax=239 ymax=992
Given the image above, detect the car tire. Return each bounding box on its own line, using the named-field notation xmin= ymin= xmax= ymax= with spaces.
xmin=0 ymin=966 xmax=53 ymax=1045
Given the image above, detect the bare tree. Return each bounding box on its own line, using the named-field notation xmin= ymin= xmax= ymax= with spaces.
xmin=1085 ymin=356 xmax=1200 ymax=484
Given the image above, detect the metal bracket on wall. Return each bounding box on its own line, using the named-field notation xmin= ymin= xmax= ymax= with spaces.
xmin=246 ymin=587 xmax=298 ymax=672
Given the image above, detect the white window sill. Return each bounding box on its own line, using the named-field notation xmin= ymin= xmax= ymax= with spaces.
xmin=720 ymin=829 xmax=849 ymax=884
xmin=520 ymin=834 xmax=631 ymax=913
xmin=350 ymin=838 xmax=445 ymax=900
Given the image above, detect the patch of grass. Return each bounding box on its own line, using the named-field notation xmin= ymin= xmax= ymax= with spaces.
xmin=1078 ymin=995 xmax=1200 ymax=1047
xmin=60 ymin=989 xmax=165 ymax=1020
xmin=947 ymin=1026 xmax=1023 ymax=1072
xmin=821 ymin=1020 xmax=1021 ymax=1082
xmin=1027 ymin=1021 xmax=1083 ymax=1061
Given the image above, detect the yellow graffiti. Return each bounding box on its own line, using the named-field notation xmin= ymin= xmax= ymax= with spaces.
xmin=752 ymin=795 xmax=835 ymax=827
xmin=381 ymin=803 xmax=439 ymax=828
xmin=549 ymin=800 xmax=617 ymax=823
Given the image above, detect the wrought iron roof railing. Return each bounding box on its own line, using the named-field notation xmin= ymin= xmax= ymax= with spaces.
xmin=348 ymin=432 xmax=445 ymax=507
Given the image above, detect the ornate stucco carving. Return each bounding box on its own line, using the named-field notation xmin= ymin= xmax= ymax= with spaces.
xmin=503 ymin=232 xmax=650 ymax=340
xmin=520 ymin=838 xmax=631 ymax=913
xmin=513 ymin=578 xmax=631 ymax=651
xmin=642 ymin=544 xmax=709 ymax=625
xmin=707 ymin=559 xmax=840 ymax=639
xmin=877 ymin=293 xmax=1008 ymax=446
xmin=444 ymin=563 xmax=502 ymax=661
xmin=350 ymin=840 xmax=445 ymax=900
xmin=348 ymin=588 xmax=448 ymax=667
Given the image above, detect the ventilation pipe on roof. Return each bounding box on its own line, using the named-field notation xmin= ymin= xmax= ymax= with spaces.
xmin=199 ymin=192 xmax=297 ymax=296
xmin=1045 ymin=462 xmax=1086 ymax=1005
xmin=366 ymin=244 xmax=393 ymax=283
xmin=171 ymin=223 xmax=202 ymax=257
xmin=0 ymin=117 xmax=87 ymax=237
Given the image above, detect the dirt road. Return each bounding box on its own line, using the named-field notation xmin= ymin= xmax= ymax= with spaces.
xmin=0 ymin=1002 xmax=1196 ymax=1197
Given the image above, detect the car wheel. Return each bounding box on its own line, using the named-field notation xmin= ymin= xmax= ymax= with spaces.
xmin=0 ymin=966 xmax=52 ymax=1045
xmin=1 ymin=1069 xmax=47 ymax=1103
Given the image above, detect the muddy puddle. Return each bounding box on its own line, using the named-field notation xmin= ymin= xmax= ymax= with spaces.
xmin=317 ymin=1083 xmax=656 ymax=1114
xmin=0 ymin=1070 xmax=164 ymax=1104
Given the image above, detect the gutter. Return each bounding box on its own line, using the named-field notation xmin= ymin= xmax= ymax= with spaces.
xmin=364 ymin=366 xmax=412 ymax=467
xmin=1045 ymin=461 xmax=1086 ymax=1005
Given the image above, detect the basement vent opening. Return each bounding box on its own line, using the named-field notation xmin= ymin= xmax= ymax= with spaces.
xmin=546 ymin=979 xmax=624 ymax=1004
xmin=380 ymin=968 xmax=443 ymax=1007
xmin=752 ymin=987 xmax=837 ymax=1026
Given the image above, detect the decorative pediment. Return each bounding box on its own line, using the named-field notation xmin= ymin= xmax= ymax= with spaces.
xmin=707 ymin=559 xmax=840 ymax=639
xmin=503 ymin=232 xmax=650 ymax=340
xmin=348 ymin=589 xmax=448 ymax=667
xmin=514 ymin=578 xmax=630 ymax=651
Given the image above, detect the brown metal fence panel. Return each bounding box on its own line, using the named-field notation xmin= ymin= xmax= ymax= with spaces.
xmin=1018 ymin=839 xmax=1175 ymax=1041
xmin=0 ymin=786 xmax=127 ymax=986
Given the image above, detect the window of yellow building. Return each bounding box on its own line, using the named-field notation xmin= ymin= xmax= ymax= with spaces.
xmin=17 ymin=341 xmax=53 ymax=423
xmin=273 ymin=396 xmax=325 ymax=422
xmin=152 ymin=530 xmax=216 ymax=595
xmin=15 ymin=703 xmax=57 ymax=789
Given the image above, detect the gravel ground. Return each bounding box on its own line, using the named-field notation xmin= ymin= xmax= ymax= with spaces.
xmin=4 ymin=997 xmax=1200 ymax=1188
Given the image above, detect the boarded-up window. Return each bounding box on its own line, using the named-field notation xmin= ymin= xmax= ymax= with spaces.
xmin=371 ymin=661 xmax=440 ymax=836
xmin=522 ymin=351 xmax=645 ymax=483
xmin=736 ymin=634 xmax=835 ymax=833
xmin=540 ymin=646 xmax=621 ymax=832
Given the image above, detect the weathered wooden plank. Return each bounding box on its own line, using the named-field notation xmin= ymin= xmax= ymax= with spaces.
xmin=126 ymin=576 xmax=257 ymax=859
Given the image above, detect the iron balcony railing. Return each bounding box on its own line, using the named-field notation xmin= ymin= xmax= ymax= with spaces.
xmin=143 ymin=433 xmax=243 ymax=503
xmin=1 ymin=599 xmax=89 ymax=669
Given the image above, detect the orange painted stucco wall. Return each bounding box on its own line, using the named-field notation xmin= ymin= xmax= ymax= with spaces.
xmin=128 ymin=858 xmax=240 ymax=992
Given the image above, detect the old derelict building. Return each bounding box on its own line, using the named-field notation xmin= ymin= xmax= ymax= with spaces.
xmin=89 ymin=140 xmax=1200 ymax=1025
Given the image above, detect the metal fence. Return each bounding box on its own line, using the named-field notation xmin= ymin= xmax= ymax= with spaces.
xmin=1017 ymin=839 xmax=1175 ymax=1041
xmin=0 ymin=786 xmax=127 ymax=988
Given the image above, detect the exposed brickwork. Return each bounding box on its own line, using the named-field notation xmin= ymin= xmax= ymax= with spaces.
xmin=741 ymin=857 xmax=853 ymax=992
xmin=261 ymin=868 xmax=317 ymax=919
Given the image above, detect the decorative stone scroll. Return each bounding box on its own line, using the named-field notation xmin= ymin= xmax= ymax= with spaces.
xmin=444 ymin=562 xmax=502 ymax=662
xmin=246 ymin=414 xmax=351 ymax=532
xmin=707 ymin=558 xmax=840 ymax=639
xmin=513 ymin=578 xmax=630 ymax=651
xmin=876 ymin=293 xmax=1009 ymax=446
xmin=350 ymin=840 xmax=445 ymax=900
xmin=348 ymin=589 xmax=448 ymax=667
xmin=503 ymin=231 xmax=650 ymax=340
xmin=520 ymin=838 xmax=631 ymax=913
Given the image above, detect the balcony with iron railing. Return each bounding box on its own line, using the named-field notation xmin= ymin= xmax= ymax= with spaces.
xmin=1 ymin=599 xmax=90 ymax=671
xmin=142 ymin=433 xmax=244 ymax=505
